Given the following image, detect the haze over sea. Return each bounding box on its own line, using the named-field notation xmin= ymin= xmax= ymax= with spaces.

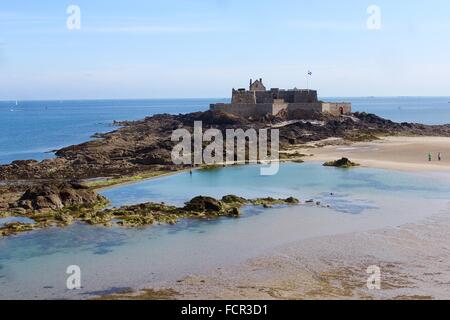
xmin=0 ymin=96 xmax=449 ymax=164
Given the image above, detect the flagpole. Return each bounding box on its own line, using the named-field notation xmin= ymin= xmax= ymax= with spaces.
xmin=306 ymin=70 xmax=312 ymax=91
xmin=306 ymin=71 xmax=310 ymax=91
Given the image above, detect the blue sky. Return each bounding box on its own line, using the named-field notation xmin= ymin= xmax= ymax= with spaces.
xmin=1 ymin=0 xmax=449 ymax=99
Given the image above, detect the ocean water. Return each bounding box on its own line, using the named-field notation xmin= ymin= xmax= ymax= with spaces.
xmin=1 ymin=163 xmax=450 ymax=299
xmin=0 ymin=97 xmax=449 ymax=164
xmin=326 ymin=96 xmax=450 ymax=124
xmin=0 ymin=99 xmax=214 ymax=164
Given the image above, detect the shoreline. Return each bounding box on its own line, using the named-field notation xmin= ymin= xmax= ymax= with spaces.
xmin=290 ymin=136 xmax=450 ymax=173
xmin=89 ymin=135 xmax=450 ymax=191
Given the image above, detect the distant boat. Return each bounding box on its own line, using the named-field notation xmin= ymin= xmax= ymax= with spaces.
xmin=10 ymin=100 xmax=18 ymax=111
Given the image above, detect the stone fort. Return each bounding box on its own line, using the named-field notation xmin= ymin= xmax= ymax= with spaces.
xmin=210 ymin=78 xmax=351 ymax=118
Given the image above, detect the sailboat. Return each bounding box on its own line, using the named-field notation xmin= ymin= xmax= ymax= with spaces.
xmin=10 ymin=100 xmax=18 ymax=112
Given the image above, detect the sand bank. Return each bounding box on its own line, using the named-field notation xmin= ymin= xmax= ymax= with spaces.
xmin=296 ymin=136 xmax=450 ymax=173
xmin=168 ymin=208 xmax=450 ymax=300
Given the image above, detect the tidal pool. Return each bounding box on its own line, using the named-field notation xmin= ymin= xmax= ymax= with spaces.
xmin=1 ymin=163 xmax=449 ymax=299
xmin=0 ymin=217 xmax=35 ymax=227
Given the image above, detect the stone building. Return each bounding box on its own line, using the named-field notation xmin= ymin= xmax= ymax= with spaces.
xmin=210 ymin=78 xmax=351 ymax=118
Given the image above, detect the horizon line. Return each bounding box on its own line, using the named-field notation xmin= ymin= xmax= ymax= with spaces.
xmin=1 ymin=95 xmax=450 ymax=103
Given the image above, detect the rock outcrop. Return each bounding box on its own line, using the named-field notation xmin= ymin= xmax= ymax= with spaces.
xmin=13 ymin=182 xmax=107 ymax=212
xmin=323 ymin=158 xmax=360 ymax=168
xmin=183 ymin=196 xmax=224 ymax=213
xmin=0 ymin=195 xmax=300 ymax=236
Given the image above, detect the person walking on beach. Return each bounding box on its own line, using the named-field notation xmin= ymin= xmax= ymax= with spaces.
xmin=438 ymin=152 xmax=442 ymax=161
xmin=428 ymin=152 xmax=432 ymax=162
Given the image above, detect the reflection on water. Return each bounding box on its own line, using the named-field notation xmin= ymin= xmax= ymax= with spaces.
xmin=1 ymin=163 xmax=450 ymax=299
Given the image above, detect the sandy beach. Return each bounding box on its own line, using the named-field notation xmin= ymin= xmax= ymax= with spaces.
xmin=297 ymin=136 xmax=450 ymax=173
xmin=169 ymin=209 xmax=450 ymax=300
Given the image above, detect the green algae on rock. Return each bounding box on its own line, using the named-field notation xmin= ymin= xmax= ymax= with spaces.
xmin=0 ymin=194 xmax=300 ymax=236
xmin=98 ymin=195 xmax=300 ymax=228
xmin=0 ymin=222 xmax=35 ymax=237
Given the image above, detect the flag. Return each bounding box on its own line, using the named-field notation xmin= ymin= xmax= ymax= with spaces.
xmin=308 ymin=70 xmax=312 ymax=76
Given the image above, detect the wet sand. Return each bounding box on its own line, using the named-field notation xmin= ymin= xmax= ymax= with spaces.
xmin=167 ymin=208 xmax=450 ymax=300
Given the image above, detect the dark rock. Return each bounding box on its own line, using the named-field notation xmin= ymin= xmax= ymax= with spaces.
xmin=183 ymin=196 xmax=224 ymax=212
xmin=221 ymin=195 xmax=247 ymax=204
xmin=16 ymin=182 xmax=106 ymax=211
xmin=11 ymin=160 xmax=38 ymax=167
xmin=285 ymin=197 xmax=300 ymax=204
xmin=323 ymin=157 xmax=360 ymax=168
xmin=228 ymin=207 xmax=240 ymax=216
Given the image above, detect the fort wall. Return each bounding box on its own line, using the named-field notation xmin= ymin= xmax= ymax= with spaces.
xmin=210 ymin=103 xmax=274 ymax=118
xmin=211 ymin=101 xmax=352 ymax=118
xmin=210 ymin=79 xmax=351 ymax=118
xmin=231 ymin=90 xmax=256 ymax=104
xmin=253 ymin=89 xmax=318 ymax=104
xmin=321 ymin=103 xmax=352 ymax=116
xmin=272 ymin=100 xmax=289 ymax=115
